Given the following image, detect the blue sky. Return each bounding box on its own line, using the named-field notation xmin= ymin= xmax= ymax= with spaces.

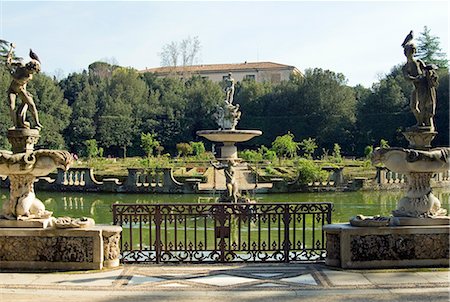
xmin=1 ymin=1 xmax=448 ymax=87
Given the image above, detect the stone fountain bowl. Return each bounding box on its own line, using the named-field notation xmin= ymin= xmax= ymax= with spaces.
xmin=196 ymin=130 xmax=262 ymax=143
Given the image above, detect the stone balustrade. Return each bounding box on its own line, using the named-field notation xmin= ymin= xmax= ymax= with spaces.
xmin=375 ymin=166 xmax=450 ymax=185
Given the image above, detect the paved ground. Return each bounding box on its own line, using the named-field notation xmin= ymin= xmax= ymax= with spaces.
xmin=1 ymin=264 xmax=449 ymax=302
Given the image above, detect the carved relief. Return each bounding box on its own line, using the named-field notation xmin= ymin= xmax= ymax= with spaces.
xmin=0 ymin=236 xmax=94 ymax=262
xmin=350 ymin=234 xmax=449 ymax=261
xmin=326 ymin=233 xmax=340 ymax=260
xmin=103 ymin=233 xmax=121 ymax=261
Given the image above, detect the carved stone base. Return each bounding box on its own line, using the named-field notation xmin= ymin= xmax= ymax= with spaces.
xmin=7 ymin=128 xmax=40 ymax=153
xmin=0 ymin=225 xmax=122 ymax=271
xmin=402 ymin=130 xmax=437 ymax=150
xmin=324 ymin=223 xmax=449 ymax=269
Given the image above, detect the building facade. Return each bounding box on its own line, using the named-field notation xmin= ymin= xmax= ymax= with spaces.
xmin=141 ymin=62 xmax=302 ymax=83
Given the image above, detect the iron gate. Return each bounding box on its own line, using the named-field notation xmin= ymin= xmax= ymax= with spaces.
xmin=112 ymin=202 xmax=333 ymax=263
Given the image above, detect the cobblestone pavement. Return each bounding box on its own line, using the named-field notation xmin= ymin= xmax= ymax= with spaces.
xmin=0 ymin=264 xmax=449 ymax=302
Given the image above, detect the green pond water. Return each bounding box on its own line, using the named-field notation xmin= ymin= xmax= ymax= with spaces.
xmin=1 ymin=188 xmax=449 ymax=224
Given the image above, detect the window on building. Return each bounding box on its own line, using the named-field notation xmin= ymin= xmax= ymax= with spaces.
xmin=270 ymin=73 xmax=281 ymax=83
xmin=244 ymin=74 xmax=256 ymax=81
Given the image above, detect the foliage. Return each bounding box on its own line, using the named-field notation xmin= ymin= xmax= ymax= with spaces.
xmin=176 ymin=142 xmax=193 ymax=157
xmin=364 ymin=145 xmax=373 ymax=158
xmin=416 ymin=26 xmax=448 ymax=68
xmin=295 ymin=158 xmax=329 ymax=185
xmin=379 ymin=139 xmax=390 ymax=149
xmin=331 ymin=143 xmax=343 ymax=163
xmin=84 ymin=139 xmax=102 ymax=159
xmin=190 ymin=141 xmax=206 ymax=157
xmin=271 ymin=132 xmax=299 ymax=158
xmin=141 ymin=132 xmax=161 ymax=158
xmin=299 ymin=138 xmax=318 ymax=159
xmin=240 ymin=149 xmax=263 ymax=162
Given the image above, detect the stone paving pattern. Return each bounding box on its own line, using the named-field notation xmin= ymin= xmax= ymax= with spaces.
xmin=0 ymin=264 xmax=449 ymax=302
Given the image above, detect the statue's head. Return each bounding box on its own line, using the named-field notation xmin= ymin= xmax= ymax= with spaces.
xmin=403 ymin=43 xmax=416 ymax=58
xmin=26 ymin=60 xmax=41 ymax=73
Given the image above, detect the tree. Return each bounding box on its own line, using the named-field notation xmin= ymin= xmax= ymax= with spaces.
xmin=27 ymin=73 xmax=72 ymax=149
xmin=297 ymin=68 xmax=357 ymax=150
xmin=299 ymin=138 xmax=318 ymax=159
xmin=84 ymin=139 xmax=102 ymax=159
xmin=416 ymin=26 xmax=448 ymax=68
xmin=141 ymin=132 xmax=161 ymax=157
xmin=271 ymin=132 xmax=299 ymax=158
xmin=160 ymin=36 xmax=201 ymax=67
xmin=176 ymin=142 xmax=193 ymax=157
xmin=190 ymin=141 xmax=206 ymax=157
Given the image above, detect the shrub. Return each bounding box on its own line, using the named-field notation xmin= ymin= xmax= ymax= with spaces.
xmin=296 ymin=158 xmax=329 ymax=185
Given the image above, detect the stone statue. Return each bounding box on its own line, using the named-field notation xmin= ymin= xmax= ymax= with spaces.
xmin=224 ymin=72 xmax=235 ymax=104
xmin=402 ymin=32 xmax=438 ymax=132
xmin=212 ymin=159 xmax=239 ymax=203
xmin=6 ymin=43 xmax=43 ymax=130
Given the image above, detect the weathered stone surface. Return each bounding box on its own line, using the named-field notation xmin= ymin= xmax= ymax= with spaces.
xmin=324 ymin=223 xmax=450 ymax=268
xmin=0 ymin=225 xmax=121 ymax=271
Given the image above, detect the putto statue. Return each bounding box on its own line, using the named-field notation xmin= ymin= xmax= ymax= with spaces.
xmin=5 ymin=42 xmax=43 ymax=130
xmin=401 ymin=30 xmax=438 ymax=132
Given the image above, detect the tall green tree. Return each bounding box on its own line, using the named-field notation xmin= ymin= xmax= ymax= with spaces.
xmin=27 ymin=73 xmax=72 ymax=149
xmin=416 ymin=26 xmax=448 ymax=68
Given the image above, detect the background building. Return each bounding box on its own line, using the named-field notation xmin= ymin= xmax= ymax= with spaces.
xmin=141 ymin=61 xmax=302 ymax=83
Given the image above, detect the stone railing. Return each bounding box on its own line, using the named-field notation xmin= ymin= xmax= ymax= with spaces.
xmin=29 ymin=167 xmax=198 ymax=193
xmin=375 ymin=167 xmax=450 ymax=185
xmin=270 ymin=167 xmax=345 ymax=193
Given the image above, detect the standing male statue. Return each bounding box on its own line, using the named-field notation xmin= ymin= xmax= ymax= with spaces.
xmin=224 ymin=72 xmax=235 ymax=105
xmin=6 ymin=43 xmax=43 ymax=130
xmin=402 ymin=31 xmax=438 ymax=132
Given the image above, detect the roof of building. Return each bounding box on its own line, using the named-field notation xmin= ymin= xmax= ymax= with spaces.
xmin=141 ymin=61 xmax=299 ymax=74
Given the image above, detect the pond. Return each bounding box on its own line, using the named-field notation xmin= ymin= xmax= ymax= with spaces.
xmin=1 ymin=188 xmax=449 ymax=224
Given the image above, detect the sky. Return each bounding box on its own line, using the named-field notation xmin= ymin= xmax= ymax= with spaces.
xmin=1 ymin=0 xmax=448 ymax=87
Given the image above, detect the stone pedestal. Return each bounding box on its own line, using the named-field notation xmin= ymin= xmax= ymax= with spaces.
xmin=402 ymin=130 xmax=437 ymax=150
xmin=324 ymin=223 xmax=449 ymax=269
xmin=0 ymin=225 xmax=122 ymax=271
xmin=7 ymin=128 xmax=40 ymax=153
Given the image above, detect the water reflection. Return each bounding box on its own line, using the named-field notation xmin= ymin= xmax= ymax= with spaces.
xmin=0 ymin=189 xmax=449 ymax=224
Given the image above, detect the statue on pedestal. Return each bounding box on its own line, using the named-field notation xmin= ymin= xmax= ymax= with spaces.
xmin=5 ymin=43 xmax=43 ymax=130
xmin=401 ymin=31 xmax=438 ymax=133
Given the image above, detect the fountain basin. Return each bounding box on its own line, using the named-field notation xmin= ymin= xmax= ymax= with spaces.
xmin=372 ymin=147 xmax=450 ymax=174
xmin=197 ymin=130 xmax=262 ymax=160
xmin=196 ymin=130 xmax=262 ymax=143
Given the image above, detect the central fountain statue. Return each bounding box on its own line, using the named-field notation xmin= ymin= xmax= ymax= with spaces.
xmin=196 ymin=72 xmax=262 ymax=202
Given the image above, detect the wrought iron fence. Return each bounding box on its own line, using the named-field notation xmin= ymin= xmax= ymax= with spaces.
xmin=112 ymin=202 xmax=333 ymax=263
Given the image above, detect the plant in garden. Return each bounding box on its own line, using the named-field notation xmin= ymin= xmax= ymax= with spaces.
xmin=331 ymin=143 xmax=343 ymax=163
xmin=299 ymin=137 xmax=318 ymax=159
xmin=271 ymin=132 xmax=299 ymax=158
xmin=84 ymin=139 xmax=102 ymax=159
xmin=176 ymin=142 xmax=193 ymax=157
xmin=295 ymin=158 xmax=329 ymax=185
xmin=379 ymin=139 xmax=390 ymax=149
xmin=190 ymin=141 xmax=206 ymax=157
xmin=141 ymin=132 xmax=161 ymax=157
xmin=364 ymin=145 xmax=373 ymax=158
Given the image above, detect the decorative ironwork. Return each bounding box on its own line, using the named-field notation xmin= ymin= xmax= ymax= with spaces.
xmin=112 ymin=202 xmax=333 ymax=263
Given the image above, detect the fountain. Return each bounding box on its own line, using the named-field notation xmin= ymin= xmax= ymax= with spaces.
xmin=0 ymin=42 xmax=121 ymax=270
xmin=324 ymin=31 xmax=449 ymax=269
xmin=196 ymin=73 xmax=262 ymax=202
